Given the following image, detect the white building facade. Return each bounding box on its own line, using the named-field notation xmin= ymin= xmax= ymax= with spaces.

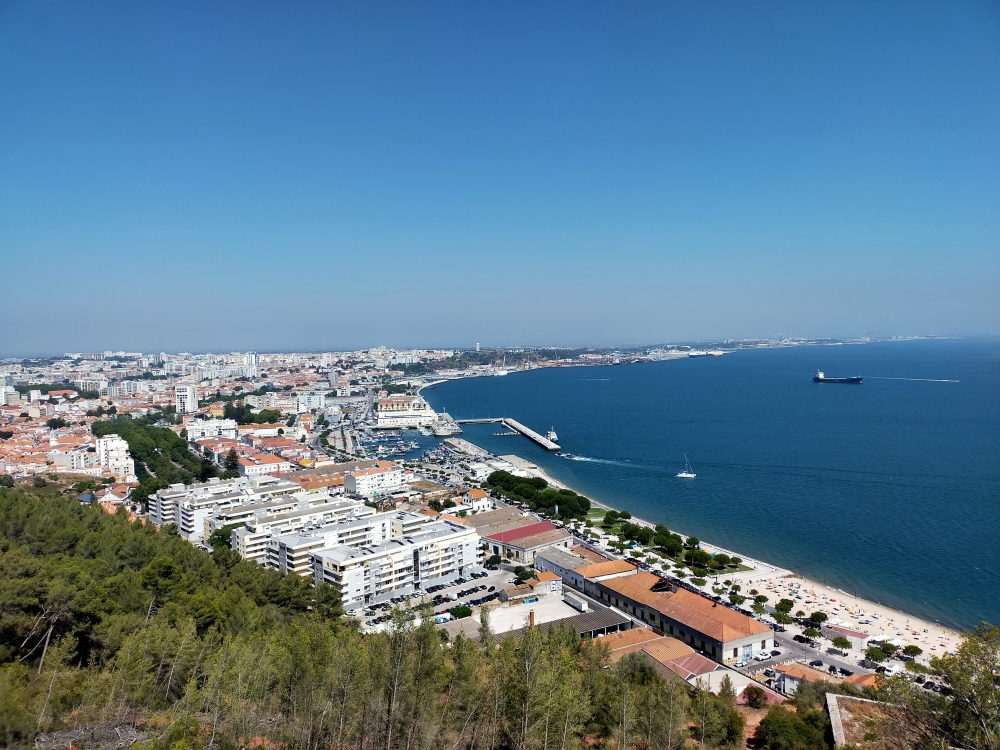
xmin=310 ymin=520 xmax=481 ymax=607
xmin=175 ymin=384 xmax=199 ymax=415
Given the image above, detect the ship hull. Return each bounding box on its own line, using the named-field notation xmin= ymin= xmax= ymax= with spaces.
xmin=813 ymin=376 xmax=862 ymax=384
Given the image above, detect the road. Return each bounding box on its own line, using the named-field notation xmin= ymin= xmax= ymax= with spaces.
xmin=737 ymin=632 xmax=870 ymax=679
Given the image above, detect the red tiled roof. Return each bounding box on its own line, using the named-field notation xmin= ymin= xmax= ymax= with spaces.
xmin=484 ymin=520 xmax=556 ymax=544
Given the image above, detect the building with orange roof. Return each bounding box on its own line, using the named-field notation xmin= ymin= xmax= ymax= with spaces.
xmin=460 ymin=487 xmax=494 ymax=512
xmin=844 ymin=673 xmax=880 ymax=690
xmin=591 ymin=572 xmax=775 ymax=664
xmin=775 ymin=662 xmax=840 ymax=695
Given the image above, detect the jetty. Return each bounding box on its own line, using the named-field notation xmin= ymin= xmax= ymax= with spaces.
xmin=454 ymin=417 xmax=561 ymax=450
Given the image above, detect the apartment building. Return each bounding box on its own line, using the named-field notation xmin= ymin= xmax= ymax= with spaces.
xmin=95 ymin=435 xmax=135 ymax=480
xmin=231 ymin=498 xmax=376 ymax=563
xmin=175 ymin=385 xmax=199 ymax=415
xmin=311 ymin=520 xmax=480 ymax=607
xmin=344 ymin=460 xmax=407 ymax=497
xmin=238 ymin=454 xmax=292 ymax=477
xmin=185 ymin=418 xmax=239 ymax=440
xmin=266 ymin=510 xmax=430 ymax=575
xmin=148 ymin=475 xmax=299 ymax=537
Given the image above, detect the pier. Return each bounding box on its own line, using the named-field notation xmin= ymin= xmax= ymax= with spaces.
xmin=454 ymin=417 xmax=560 ymax=450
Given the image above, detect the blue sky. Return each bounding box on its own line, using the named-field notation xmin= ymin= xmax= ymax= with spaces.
xmin=1 ymin=1 xmax=997 ymax=355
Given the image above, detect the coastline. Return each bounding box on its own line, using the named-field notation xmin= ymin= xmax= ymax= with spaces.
xmin=491 ymin=451 xmax=963 ymax=659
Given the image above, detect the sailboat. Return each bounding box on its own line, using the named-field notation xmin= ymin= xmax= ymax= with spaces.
xmin=676 ymin=454 xmax=696 ymax=479
xmin=494 ymin=354 xmax=508 ymax=376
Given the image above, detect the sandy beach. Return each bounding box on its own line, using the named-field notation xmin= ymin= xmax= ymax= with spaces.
xmin=504 ymin=453 xmax=963 ymax=659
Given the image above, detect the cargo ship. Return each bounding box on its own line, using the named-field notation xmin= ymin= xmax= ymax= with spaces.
xmin=813 ymin=370 xmax=862 ymax=384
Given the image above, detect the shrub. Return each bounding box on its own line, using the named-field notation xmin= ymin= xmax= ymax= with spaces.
xmin=450 ymin=605 xmax=473 ymax=619
xmin=692 ymin=578 xmax=707 ymax=586
xmin=744 ymin=685 xmax=767 ymax=709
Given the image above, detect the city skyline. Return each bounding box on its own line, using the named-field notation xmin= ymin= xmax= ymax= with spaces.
xmin=2 ymin=2 xmax=997 ymax=354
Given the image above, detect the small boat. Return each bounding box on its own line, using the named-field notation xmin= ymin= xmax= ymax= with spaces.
xmin=676 ymin=454 xmax=696 ymax=479
xmin=547 ymin=427 xmax=558 ymax=442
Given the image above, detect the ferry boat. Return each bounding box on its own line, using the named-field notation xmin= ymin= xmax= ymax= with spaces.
xmin=547 ymin=427 xmax=558 ymax=442
xmin=813 ymin=370 xmax=863 ymax=384
xmin=676 ymin=454 xmax=696 ymax=479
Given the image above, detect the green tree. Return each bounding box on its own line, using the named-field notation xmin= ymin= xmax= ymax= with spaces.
xmin=832 ymin=636 xmax=852 ymax=651
xmin=809 ymin=611 xmax=828 ymax=624
xmin=224 ymin=448 xmax=240 ymax=474
xmin=208 ymin=522 xmax=244 ymax=550
xmin=803 ymin=627 xmax=821 ymax=638
xmin=865 ymin=646 xmax=888 ymax=663
xmin=902 ymin=644 xmax=923 ymax=658
xmin=46 ymin=417 xmax=67 ymax=429
xmin=0 ymin=474 xmax=14 ymax=488
xmin=744 ymin=684 xmax=767 ymax=709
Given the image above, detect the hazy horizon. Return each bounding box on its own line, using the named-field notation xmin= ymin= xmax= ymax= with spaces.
xmin=2 ymin=2 xmax=997 ymax=355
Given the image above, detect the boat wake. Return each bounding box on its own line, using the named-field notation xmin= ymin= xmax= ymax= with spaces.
xmin=866 ymin=377 xmax=961 ymax=383
xmin=565 ymin=455 xmax=633 ymax=467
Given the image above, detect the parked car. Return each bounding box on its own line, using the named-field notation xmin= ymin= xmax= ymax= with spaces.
xmin=734 ymin=660 xmax=747 ymax=668
xmin=770 ymin=649 xmax=781 ymax=657
xmin=809 ymin=660 xmax=824 ymax=668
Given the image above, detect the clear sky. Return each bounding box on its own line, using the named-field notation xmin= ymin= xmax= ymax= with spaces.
xmin=1 ymin=1 xmax=997 ymax=355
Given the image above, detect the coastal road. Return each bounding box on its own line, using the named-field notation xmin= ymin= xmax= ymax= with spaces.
xmin=741 ymin=633 xmax=870 ymax=678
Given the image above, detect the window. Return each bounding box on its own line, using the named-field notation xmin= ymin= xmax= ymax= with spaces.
xmin=733 ymin=648 xmax=738 ymax=658
xmin=762 ymin=640 xmax=767 ymax=650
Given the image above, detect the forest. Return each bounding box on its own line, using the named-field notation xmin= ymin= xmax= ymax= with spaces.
xmin=0 ymin=481 xmax=996 ymax=750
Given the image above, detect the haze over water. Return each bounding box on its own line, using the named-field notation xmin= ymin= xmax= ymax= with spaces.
xmin=423 ymin=339 xmax=1000 ymax=631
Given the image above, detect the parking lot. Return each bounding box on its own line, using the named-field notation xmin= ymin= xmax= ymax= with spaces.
xmin=357 ymin=565 xmax=517 ymax=631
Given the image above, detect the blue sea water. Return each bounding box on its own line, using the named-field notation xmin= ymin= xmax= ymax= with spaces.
xmin=422 ymin=339 xmax=1000 ymax=631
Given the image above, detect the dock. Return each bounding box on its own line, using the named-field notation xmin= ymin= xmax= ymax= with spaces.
xmin=453 ymin=417 xmax=561 ymax=450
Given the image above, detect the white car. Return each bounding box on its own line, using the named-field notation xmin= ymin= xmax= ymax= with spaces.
xmin=734 ymin=660 xmax=747 ymax=668
xmin=753 ymin=651 xmax=770 ymax=661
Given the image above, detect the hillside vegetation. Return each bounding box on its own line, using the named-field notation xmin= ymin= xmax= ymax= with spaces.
xmin=0 ymin=482 xmax=996 ymax=750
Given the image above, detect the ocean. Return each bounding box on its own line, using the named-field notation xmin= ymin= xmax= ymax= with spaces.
xmin=421 ymin=339 xmax=1000 ymax=631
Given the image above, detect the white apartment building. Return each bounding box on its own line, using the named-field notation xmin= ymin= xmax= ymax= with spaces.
xmin=231 ymin=498 xmax=375 ymax=563
xmin=148 ymin=475 xmax=299 ymax=537
xmin=267 ymin=510 xmax=429 ymax=575
xmin=345 ymin=460 xmax=407 ymax=497
xmin=311 ymin=520 xmax=481 ymax=607
xmin=375 ymin=395 xmax=438 ymax=428
xmin=238 ymin=454 xmax=292 ymax=477
xmin=185 ymin=419 xmax=238 ymax=440
xmin=296 ymin=391 xmax=326 ymax=413
xmin=175 ymin=384 xmax=199 ymax=415
xmin=95 ymin=435 xmax=136 ymax=480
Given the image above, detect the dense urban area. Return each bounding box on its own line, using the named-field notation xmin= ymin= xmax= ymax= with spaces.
xmin=0 ymin=344 xmax=994 ymax=750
